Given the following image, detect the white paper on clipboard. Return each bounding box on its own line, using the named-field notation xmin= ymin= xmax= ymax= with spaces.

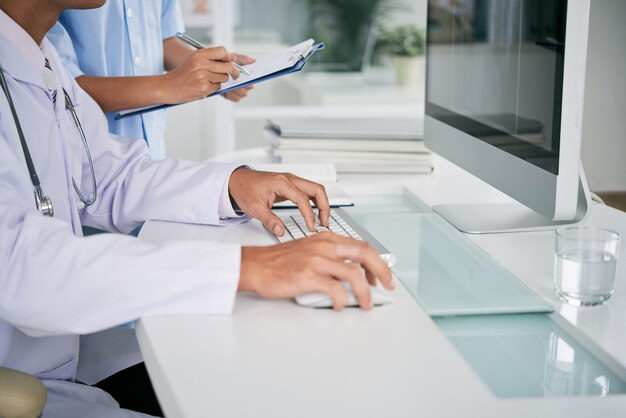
xmin=217 ymin=39 xmax=315 ymax=92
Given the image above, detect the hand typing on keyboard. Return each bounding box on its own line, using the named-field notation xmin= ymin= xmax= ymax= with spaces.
xmin=275 ymin=210 xmax=364 ymax=243
xmin=227 ymin=168 xmax=394 ymax=311
xmin=228 ymin=168 xmax=330 ymax=236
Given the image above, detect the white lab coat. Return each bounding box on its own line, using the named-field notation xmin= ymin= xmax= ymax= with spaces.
xmin=0 ymin=11 xmax=247 ymax=417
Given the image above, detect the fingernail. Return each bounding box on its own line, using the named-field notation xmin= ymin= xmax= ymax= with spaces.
xmin=274 ymin=225 xmax=282 ymax=236
xmin=390 ymin=276 xmax=396 ymax=289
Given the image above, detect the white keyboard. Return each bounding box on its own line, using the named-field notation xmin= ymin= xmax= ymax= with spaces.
xmin=270 ymin=208 xmax=396 ymax=268
xmin=275 ymin=210 xmax=363 ymax=243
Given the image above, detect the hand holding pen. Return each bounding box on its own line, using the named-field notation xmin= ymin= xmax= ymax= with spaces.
xmin=176 ymin=32 xmax=251 ymax=75
xmin=158 ymin=34 xmax=256 ymax=104
xmin=175 ymin=32 xmax=256 ymax=102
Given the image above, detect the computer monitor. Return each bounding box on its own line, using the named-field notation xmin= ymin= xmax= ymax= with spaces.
xmin=424 ymin=0 xmax=591 ymax=233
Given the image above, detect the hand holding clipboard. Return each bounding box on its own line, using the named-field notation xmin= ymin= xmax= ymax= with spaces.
xmin=115 ymin=39 xmax=324 ymax=120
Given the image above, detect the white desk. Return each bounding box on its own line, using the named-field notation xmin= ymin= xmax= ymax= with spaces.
xmin=137 ymin=155 xmax=626 ymax=417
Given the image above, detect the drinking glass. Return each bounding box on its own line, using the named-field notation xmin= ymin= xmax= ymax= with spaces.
xmin=554 ymin=226 xmax=620 ymax=306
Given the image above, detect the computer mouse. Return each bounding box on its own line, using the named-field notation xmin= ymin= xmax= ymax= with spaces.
xmin=295 ymin=280 xmax=395 ymax=308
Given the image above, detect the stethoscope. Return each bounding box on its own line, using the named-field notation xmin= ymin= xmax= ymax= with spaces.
xmin=0 ymin=62 xmax=97 ymax=217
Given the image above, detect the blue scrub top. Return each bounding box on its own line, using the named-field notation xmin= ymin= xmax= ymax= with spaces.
xmin=46 ymin=0 xmax=185 ymax=160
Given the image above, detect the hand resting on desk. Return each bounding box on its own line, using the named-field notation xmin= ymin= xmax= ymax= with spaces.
xmin=227 ymin=168 xmax=394 ymax=311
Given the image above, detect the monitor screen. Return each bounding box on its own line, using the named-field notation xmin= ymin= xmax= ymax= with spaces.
xmin=426 ymin=0 xmax=567 ymax=175
xmin=423 ymin=0 xmax=590 ymax=230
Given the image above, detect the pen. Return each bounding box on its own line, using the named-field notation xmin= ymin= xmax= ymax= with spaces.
xmin=176 ymin=32 xmax=250 ymax=75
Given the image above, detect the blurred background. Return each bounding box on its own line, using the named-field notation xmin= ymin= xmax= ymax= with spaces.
xmin=165 ymin=0 xmax=426 ymax=159
xmin=165 ymin=0 xmax=626 ymax=204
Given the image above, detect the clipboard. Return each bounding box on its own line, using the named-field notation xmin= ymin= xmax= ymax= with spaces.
xmin=115 ymin=39 xmax=324 ymax=120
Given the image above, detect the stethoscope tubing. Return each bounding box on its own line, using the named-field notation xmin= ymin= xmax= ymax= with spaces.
xmin=0 ymin=62 xmax=97 ymax=216
xmin=64 ymin=90 xmax=97 ymax=207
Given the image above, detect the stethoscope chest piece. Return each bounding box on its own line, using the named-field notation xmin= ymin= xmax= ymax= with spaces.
xmin=35 ymin=186 xmax=54 ymax=217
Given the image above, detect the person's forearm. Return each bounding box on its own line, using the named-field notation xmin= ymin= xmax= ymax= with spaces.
xmin=163 ymin=37 xmax=195 ymax=71
xmin=77 ymin=39 xmax=238 ymax=113
xmin=75 ymin=75 xmax=170 ymax=113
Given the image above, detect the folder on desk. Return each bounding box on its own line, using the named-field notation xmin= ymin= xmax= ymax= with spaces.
xmin=115 ymin=39 xmax=324 ymax=120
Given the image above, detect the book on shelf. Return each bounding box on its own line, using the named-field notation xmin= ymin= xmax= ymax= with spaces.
xmin=266 ymin=117 xmax=424 ymax=140
xmin=253 ymin=163 xmax=353 ymax=207
xmin=272 ymin=159 xmax=432 ymax=174
xmin=272 ymin=149 xmax=432 ymax=163
xmin=270 ymin=149 xmax=433 ymax=174
xmin=265 ymin=116 xmax=432 ymax=174
xmin=264 ymin=128 xmax=429 ymax=153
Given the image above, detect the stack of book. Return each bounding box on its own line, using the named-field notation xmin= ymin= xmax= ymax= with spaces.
xmin=265 ymin=118 xmax=432 ymax=174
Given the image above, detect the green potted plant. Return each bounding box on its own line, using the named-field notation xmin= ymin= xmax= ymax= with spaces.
xmin=378 ymin=25 xmax=425 ymax=86
xmin=306 ymin=0 xmax=397 ymax=71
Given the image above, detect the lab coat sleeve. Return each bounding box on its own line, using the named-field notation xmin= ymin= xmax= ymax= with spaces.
xmin=68 ymin=79 xmax=248 ymax=233
xmin=0 ymin=133 xmax=241 ymax=337
xmin=45 ymin=22 xmax=84 ymax=79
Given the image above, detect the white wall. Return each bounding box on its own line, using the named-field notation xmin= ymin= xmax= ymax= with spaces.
xmin=164 ymin=100 xmax=215 ymax=161
xmin=580 ymin=0 xmax=626 ymax=192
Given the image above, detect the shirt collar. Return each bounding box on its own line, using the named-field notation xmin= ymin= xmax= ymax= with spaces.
xmin=0 ymin=9 xmax=50 ymax=90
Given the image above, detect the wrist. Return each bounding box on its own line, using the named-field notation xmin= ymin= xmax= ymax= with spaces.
xmin=153 ymin=73 xmax=173 ymax=104
xmin=229 ymin=194 xmax=244 ymax=216
xmin=227 ymin=166 xmax=251 ymax=209
xmin=238 ymin=247 xmax=257 ymax=293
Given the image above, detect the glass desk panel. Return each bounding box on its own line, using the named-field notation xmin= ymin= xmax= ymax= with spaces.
xmin=435 ymin=314 xmax=626 ymax=398
xmin=348 ymin=194 xmax=429 ymax=215
xmin=345 ymin=212 xmax=553 ymax=316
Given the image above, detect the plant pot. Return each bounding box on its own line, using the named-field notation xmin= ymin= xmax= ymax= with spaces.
xmin=393 ymin=55 xmax=423 ymax=87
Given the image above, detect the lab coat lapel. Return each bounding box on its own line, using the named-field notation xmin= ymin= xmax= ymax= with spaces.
xmin=0 ymin=33 xmax=50 ymax=93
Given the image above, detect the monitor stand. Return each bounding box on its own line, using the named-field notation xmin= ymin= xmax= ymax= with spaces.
xmin=432 ymin=167 xmax=591 ymax=234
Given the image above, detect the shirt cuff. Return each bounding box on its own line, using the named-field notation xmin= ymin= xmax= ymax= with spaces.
xmin=218 ymin=165 xmax=252 ymax=219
